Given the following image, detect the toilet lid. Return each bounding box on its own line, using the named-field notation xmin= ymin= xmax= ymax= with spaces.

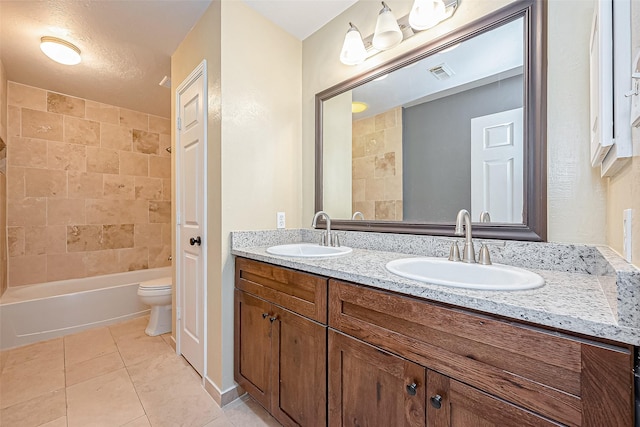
xmin=139 ymin=277 xmax=173 ymax=289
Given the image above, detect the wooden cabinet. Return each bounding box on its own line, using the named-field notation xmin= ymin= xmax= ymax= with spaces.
xmin=328 ymin=278 xmax=634 ymax=427
xmin=235 ymin=258 xmax=634 ymax=426
xmin=426 ymin=370 xmax=560 ymax=427
xmin=234 ymin=258 xmax=327 ymax=427
xmin=328 ymin=330 xmax=426 ymax=427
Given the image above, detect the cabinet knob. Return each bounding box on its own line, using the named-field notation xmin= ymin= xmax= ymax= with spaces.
xmin=406 ymin=383 xmax=418 ymax=396
xmin=262 ymin=313 xmax=269 ymax=319
xmin=269 ymin=316 xmax=278 ymax=323
xmin=430 ymin=394 xmax=442 ymax=409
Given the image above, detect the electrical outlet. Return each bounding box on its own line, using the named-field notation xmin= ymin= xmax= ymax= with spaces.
xmin=277 ymin=212 xmax=286 ymax=229
xmin=623 ymin=209 xmax=632 ymax=263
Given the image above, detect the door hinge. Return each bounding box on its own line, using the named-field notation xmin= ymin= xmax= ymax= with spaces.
xmin=177 ymin=306 xmax=181 ymax=320
xmin=176 ymin=212 xmax=181 ymax=225
xmin=177 ymin=117 xmax=182 ymax=130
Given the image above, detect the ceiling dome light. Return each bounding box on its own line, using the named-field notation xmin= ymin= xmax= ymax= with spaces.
xmin=40 ymin=36 xmax=81 ymax=65
xmin=340 ymin=23 xmax=367 ymax=65
xmin=409 ymin=0 xmax=446 ymax=31
xmin=352 ymin=102 xmax=368 ymax=113
xmin=372 ymin=2 xmax=403 ymax=51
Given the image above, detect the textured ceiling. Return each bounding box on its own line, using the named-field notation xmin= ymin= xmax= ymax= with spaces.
xmin=0 ymin=0 xmax=358 ymax=118
xmin=0 ymin=0 xmax=212 ymax=118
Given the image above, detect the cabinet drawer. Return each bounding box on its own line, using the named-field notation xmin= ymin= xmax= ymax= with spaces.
xmin=329 ymin=279 xmax=633 ymax=426
xmin=235 ymin=257 xmax=328 ymax=323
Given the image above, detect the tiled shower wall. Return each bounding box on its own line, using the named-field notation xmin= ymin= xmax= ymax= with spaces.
xmin=352 ymin=107 xmax=403 ymax=221
xmin=6 ymin=82 xmax=171 ymax=286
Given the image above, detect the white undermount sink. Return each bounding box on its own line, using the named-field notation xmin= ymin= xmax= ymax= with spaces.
xmin=266 ymin=243 xmax=353 ymax=258
xmin=386 ymin=257 xmax=545 ymax=291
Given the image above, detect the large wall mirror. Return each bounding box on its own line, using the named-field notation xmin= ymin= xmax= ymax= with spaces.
xmin=315 ymin=0 xmax=546 ymax=241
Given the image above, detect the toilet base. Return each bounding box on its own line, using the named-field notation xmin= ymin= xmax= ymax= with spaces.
xmin=145 ymin=304 xmax=172 ymax=336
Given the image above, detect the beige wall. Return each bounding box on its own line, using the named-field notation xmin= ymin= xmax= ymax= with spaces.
xmin=171 ymin=0 xmax=222 ymax=391
xmin=606 ymin=1 xmax=640 ymax=267
xmin=352 ymin=107 xmax=403 ymax=221
xmin=303 ymin=0 xmax=611 ymax=245
xmin=5 ymin=82 xmax=171 ymax=286
xmin=547 ymin=0 xmax=607 ymax=244
xmin=171 ymin=0 xmax=302 ymax=394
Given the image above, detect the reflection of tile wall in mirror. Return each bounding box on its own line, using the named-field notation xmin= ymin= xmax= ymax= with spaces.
xmin=352 ymin=107 xmax=403 ymax=221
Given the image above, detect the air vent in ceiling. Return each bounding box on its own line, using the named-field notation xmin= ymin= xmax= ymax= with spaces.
xmin=429 ymin=63 xmax=455 ymax=80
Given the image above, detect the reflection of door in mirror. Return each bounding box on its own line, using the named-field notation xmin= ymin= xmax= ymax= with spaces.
xmin=470 ymin=108 xmax=523 ymax=223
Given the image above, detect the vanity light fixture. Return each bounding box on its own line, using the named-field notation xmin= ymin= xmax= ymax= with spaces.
xmin=340 ymin=0 xmax=459 ymax=66
xmin=372 ymin=2 xmax=403 ymax=51
xmin=40 ymin=36 xmax=81 ymax=65
xmin=340 ymin=23 xmax=367 ymax=65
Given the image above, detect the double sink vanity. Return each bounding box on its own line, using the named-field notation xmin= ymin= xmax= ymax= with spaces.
xmin=232 ymin=227 xmax=640 ymax=426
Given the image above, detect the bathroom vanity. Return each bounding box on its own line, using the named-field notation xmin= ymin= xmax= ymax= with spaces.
xmin=232 ymin=230 xmax=639 ymax=427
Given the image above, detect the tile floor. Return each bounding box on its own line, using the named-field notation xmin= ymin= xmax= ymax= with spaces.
xmin=0 ymin=316 xmax=281 ymax=427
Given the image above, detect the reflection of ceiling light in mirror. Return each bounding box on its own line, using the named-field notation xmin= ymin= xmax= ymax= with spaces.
xmin=340 ymin=22 xmax=367 ymax=65
xmin=40 ymin=36 xmax=81 ymax=65
xmin=373 ymin=74 xmax=388 ymax=81
xmin=440 ymin=43 xmax=460 ymax=54
xmin=352 ymin=102 xmax=368 ymax=113
xmin=409 ymin=0 xmax=446 ymax=31
xmin=372 ymin=2 xmax=403 ymax=51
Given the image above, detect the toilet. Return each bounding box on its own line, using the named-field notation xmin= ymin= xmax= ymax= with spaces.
xmin=137 ymin=277 xmax=173 ymax=336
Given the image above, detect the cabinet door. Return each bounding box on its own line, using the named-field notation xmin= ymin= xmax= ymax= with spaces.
xmin=329 ymin=330 xmax=426 ymax=427
xmin=234 ymin=290 xmax=272 ymax=410
xmin=426 ymin=370 xmax=558 ymax=427
xmin=270 ymin=306 xmax=327 ymax=427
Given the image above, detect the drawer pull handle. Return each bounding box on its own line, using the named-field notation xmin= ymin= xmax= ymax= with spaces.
xmin=406 ymin=383 xmax=418 ymax=396
xmin=430 ymin=394 xmax=442 ymax=409
xmin=262 ymin=313 xmax=269 ymax=319
xmin=269 ymin=316 xmax=278 ymax=323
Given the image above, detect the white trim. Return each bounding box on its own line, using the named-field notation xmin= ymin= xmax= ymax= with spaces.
xmin=600 ymin=0 xmax=632 ymax=177
xmin=175 ymin=59 xmax=208 ymax=377
xmin=590 ymin=0 xmax=633 ymax=176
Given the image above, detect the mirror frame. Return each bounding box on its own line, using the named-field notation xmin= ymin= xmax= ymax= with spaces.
xmin=315 ymin=0 xmax=547 ymax=241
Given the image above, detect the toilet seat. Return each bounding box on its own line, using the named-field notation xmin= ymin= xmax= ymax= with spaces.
xmin=139 ymin=277 xmax=172 ymax=290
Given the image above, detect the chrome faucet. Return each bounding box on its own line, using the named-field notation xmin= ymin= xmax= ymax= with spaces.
xmin=312 ymin=211 xmax=337 ymax=247
xmin=479 ymin=211 xmax=491 ymax=222
xmin=352 ymin=211 xmax=364 ymax=220
xmin=454 ymin=209 xmax=476 ymax=263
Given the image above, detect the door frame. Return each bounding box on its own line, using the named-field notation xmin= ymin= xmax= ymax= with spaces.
xmin=175 ymin=59 xmax=208 ymax=378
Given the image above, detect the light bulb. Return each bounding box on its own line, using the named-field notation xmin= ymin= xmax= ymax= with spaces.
xmin=409 ymin=0 xmax=446 ymax=31
xmin=340 ymin=23 xmax=367 ymax=65
xmin=372 ymin=2 xmax=403 ymax=51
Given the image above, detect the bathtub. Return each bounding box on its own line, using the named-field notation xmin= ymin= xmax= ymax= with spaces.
xmin=0 ymin=267 xmax=172 ymax=350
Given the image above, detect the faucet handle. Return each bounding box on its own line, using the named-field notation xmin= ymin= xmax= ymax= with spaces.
xmin=333 ymin=234 xmax=341 ymax=247
xmin=319 ymin=234 xmax=327 ymax=246
xmin=478 ymin=243 xmax=492 ymax=265
xmin=448 ymin=241 xmax=461 ymax=262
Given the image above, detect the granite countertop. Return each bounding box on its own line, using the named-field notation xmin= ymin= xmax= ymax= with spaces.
xmin=231 ymin=229 xmax=640 ymax=346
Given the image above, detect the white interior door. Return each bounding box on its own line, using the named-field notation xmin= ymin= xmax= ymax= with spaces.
xmin=176 ymin=61 xmax=207 ymax=376
xmin=470 ymin=108 xmax=523 ymax=223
